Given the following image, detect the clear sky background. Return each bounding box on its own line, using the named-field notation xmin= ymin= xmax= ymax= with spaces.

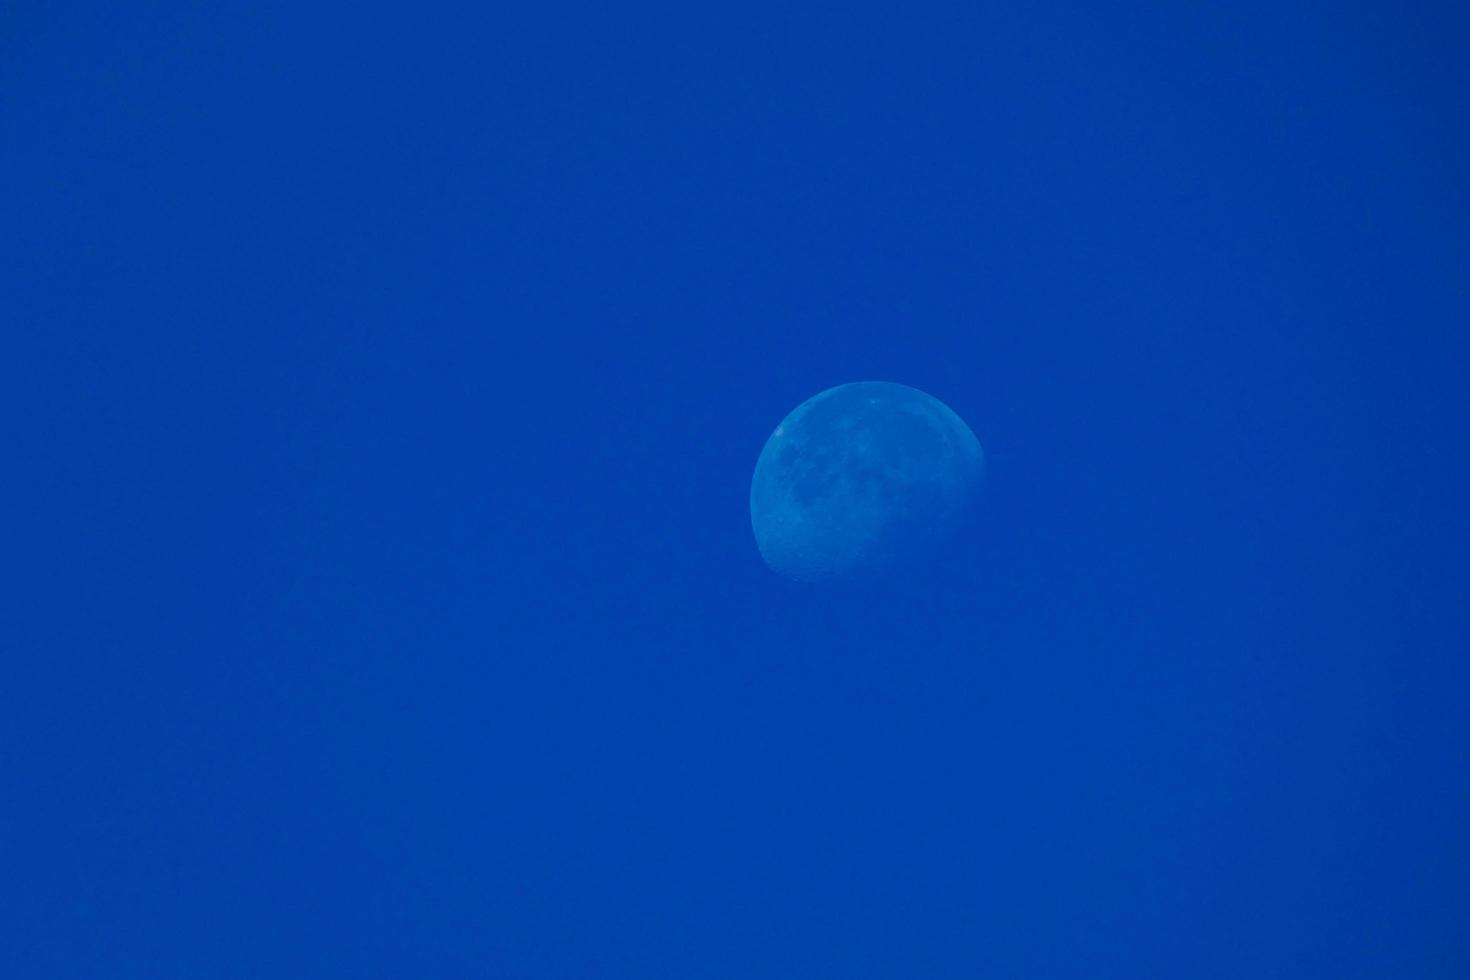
xmin=5 ymin=2 xmax=1469 ymax=976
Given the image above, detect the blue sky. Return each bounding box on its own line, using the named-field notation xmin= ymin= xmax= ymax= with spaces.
xmin=5 ymin=3 xmax=1469 ymax=976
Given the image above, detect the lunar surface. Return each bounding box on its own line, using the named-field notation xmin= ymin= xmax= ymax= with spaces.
xmin=750 ymin=382 xmax=985 ymax=584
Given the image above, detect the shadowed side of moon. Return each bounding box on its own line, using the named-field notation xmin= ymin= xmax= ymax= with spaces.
xmin=750 ymin=381 xmax=985 ymax=584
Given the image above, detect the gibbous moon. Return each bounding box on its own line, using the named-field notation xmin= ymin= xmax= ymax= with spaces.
xmin=750 ymin=381 xmax=985 ymax=584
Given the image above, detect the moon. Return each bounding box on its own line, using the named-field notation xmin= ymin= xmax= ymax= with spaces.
xmin=750 ymin=381 xmax=985 ymax=584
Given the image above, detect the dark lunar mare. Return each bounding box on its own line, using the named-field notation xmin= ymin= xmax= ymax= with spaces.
xmin=750 ymin=382 xmax=985 ymax=584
